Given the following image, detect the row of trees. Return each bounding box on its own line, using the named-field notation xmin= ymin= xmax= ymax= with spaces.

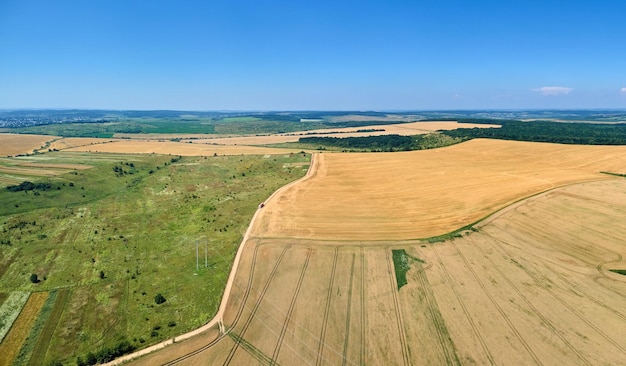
xmin=442 ymin=120 xmax=626 ymax=145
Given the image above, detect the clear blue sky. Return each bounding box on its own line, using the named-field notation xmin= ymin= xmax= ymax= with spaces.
xmin=1 ymin=0 xmax=625 ymax=110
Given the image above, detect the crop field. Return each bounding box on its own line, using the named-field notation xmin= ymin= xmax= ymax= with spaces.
xmin=124 ymin=139 xmax=626 ymax=366
xmin=62 ymin=139 xmax=311 ymax=156
xmin=3 ymin=132 xmax=626 ymax=365
xmin=0 ymin=134 xmax=56 ymax=157
xmin=253 ymin=139 xmax=626 ymax=240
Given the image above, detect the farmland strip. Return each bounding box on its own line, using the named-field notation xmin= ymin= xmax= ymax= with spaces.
xmin=271 ymin=248 xmax=312 ymax=364
xmin=430 ymin=245 xmax=496 ymax=365
xmin=222 ymin=245 xmax=290 ymax=366
xmin=341 ymin=253 xmax=356 ymax=366
xmin=451 ymin=241 xmax=543 ymax=365
xmin=385 ymin=249 xmax=410 ymax=366
xmin=316 ymin=247 xmax=338 ymax=366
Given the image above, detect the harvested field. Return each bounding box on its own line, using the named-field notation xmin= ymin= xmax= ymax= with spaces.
xmin=125 ymin=178 xmax=626 ymax=366
xmin=0 ymin=292 xmax=48 ymax=366
xmin=117 ymin=139 xmax=626 ymax=366
xmin=253 ymin=139 xmax=626 ymax=240
xmin=63 ymin=140 xmax=311 ymax=156
xmin=0 ymin=134 xmax=56 ymax=156
xmin=177 ymin=121 xmax=499 ymax=146
xmin=48 ymin=137 xmax=119 ymax=150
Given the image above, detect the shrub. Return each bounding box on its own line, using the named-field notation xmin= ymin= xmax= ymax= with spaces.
xmin=30 ymin=273 xmax=39 ymax=283
xmin=154 ymin=293 xmax=166 ymax=304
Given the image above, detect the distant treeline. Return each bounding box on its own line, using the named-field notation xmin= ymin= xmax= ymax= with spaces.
xmin=299 ymin=134 xmax=462 ymax=152
xmin=442 ymin=120 xmax=626 ymax=145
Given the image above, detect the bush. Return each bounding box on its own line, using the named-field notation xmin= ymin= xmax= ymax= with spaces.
xmin=154 ymin=293 xmax=166 ymax=304
xmin=30 ymin=273 xmax=39 ymax=283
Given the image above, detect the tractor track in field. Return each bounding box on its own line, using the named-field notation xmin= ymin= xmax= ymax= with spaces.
xmin=341 ymin=254 xmax=356 ymax=366
xmin=484 ymin=235 xmax=626 ymax=357
xmin=429 ymin=244 xmax=496 ymax=365
xmin=359 ymin=247 xmax=367 ymax=366
xmin=413 ymin=247 xmax=460 ymax=366
xmin=542 ymin=263 xmax=626 ymax=321
xmin=222 ymin=245 xmax=291 ymax=366
xmin=474 ymin=238 xmax=591 ymax=365
xmin=385 ymin=248 xmax=410 ymax=366
xmin=270 ymin=248 xmax=312 ymax=365
xmin=451 ymin=241 xmax=543 ymax=365
xmin=315 ymin=248 xmax=338 ymax=366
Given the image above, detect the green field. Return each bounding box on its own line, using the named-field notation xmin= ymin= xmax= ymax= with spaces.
xmin=0 ymin=150 xmax=310 ymax=364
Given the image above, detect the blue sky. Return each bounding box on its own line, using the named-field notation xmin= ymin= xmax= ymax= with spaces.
xmin=1 ymin=0 xmax=625 ymax=110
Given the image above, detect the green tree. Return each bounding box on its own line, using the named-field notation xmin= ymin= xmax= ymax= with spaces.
xmin=30 ymin=273 xmax=38 ymax=283
xmin=154 ymin=293 xmax=166 ymax=304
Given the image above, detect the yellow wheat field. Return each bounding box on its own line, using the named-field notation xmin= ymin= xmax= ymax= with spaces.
xmin=253 ymin=139 xmax=626 ymax=240
xmin=0 ymin=134 xmax=56 ymax=157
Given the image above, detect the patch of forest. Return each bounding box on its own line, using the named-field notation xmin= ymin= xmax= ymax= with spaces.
xmin=298 ymin=134 xmax=463 ymax=152
xmin=442 ymin=120 xmax=626 ymax=145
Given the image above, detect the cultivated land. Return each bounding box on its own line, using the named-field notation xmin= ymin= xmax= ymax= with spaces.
xmin=0 ymin=134 xmax=56 ymax=157
xmin=3 ymin=128 xmax=626 ymax=365
xmin=254 ymin=139 xmax=626 ymax=240
xmin=125 ymin=139 xmax=626 ymax=365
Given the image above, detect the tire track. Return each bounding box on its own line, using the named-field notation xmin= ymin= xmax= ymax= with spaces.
xmin=360 ymin=247 xmax=367 ymax=366
xmin=342 ymin=253 xmax=356 ymax=366
xmin=316 ymin=248 xmax=338 ymax=366
xmin=484 ymin=234 xmax=626 ymax=356
xmin=545 ymin=263 xmax=626 ymax=321
xmin=223 ymin=244 xmax=291 ymax=366
xmin=430 ymin=244 xmax=496 ymax=365
xmin=417 ymin=252 xmax=460 ymax=365
xmin=451 ymin=241 xmax=543 ymax=365
xmin=474 ymin=238 xmax=591 ymax=365
xmin=271 ymin=248 xmax=312 ymax=365
xmin=385 ymin=248 xmax=410 ymax=366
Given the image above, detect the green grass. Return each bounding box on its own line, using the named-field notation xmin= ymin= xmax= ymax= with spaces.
xmin=391 ymin=249 xmax=427 ymax=290
xmin=0 ymin=150 xmax=310 ymax=364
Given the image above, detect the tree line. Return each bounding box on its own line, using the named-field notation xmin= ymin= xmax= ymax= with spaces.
xmin=442 ymin=120 xmax=626 ymax=145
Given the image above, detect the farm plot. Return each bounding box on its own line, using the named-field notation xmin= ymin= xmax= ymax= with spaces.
xmin=129 ymin=240 xmax=461 ymax=366
xmin=0 ymin=134 xmax=56 ymax=157
xmin=121 ymin=139 xmax=626 ymax=366
xmin=128 ymin=179 xmax=626 ymax=366
xmin=253 ymin=139 xmax=626 ymax=240
xmin=63 ymin=139 xmax=311 ymax=156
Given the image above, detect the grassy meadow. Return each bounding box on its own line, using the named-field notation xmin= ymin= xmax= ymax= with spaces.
xmin=0 ymin=150 xmax=310 ymax=365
